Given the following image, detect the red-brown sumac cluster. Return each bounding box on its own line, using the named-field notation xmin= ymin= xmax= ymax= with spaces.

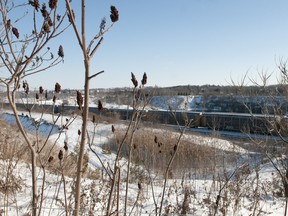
xmin=40 ymin=4 xmax=49 ymax=18
xmin=141 ymin=72 xmax=147 ymax=86
xmin=58 ymin=45 xmax=64 ymax=58
xmin=110 ymin=5 xmax=119 ymax=22
xmin=6 ymin=19 xmax=11 ymax=29
xmin=49 ymin=0 xmax=58 ymax=9
xmin=131 ymin=72 xmax=138 ymax=88
xmin=76 ymin=91 xmax=83 ymax=110
xmin=39 ymin=86 xmax=44 ymax=94
xmin=23 ymin=81 xmax=29 ymax=94
xmin=48 ymin=156 xmax=54 ymax=163
xmin=154 ymin=135 xmax=163 ymax=153
xmin=131 ymin=72 xmax=148 ymax=88
xmin=55 ymin=82 xmax=61 ymax=93
xmin=12 ymin=27 xmax=19 ymax=38
xmin=98 ymin=100 xmax=103 ymax=112
xmin=28 ymin=0 xmax=40 ymax=11
xmin=5 ymin=18 xmax=19 ymax=38
xmin=58 ymin=150 xmax=63 ymax=160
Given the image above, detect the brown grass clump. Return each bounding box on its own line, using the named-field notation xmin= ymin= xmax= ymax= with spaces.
xmin=104 ymin=126 xmax=236 ymax=178
xmin=0 ymin=120 xmax=97 ymax=179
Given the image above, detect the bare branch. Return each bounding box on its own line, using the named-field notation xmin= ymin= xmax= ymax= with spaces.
xmin=88 ymin=70 xmax=104 ymax=80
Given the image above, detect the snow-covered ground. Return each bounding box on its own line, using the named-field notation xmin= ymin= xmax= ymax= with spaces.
xmin=0 ymin=98 xmax=287 ymax=215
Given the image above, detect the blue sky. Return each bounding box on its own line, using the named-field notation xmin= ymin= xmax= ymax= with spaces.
xmin=26 ymin=0 xmax=288 ymax=90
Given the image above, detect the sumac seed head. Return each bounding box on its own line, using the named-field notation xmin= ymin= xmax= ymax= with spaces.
xmin=141 ymin=72 xmax=147 ymax=86
xmin=98 ymin=100 xmax=103 ymax=112
xmin=110 ymin=5 xmax=119 ymax=22
xmin=131 ymin=72 xmax=138 ymax=88
xmin=39 ymin=86 xmax=44 ymax=94
xmin=49 ymin=0 xmax=58 ymax=9
xmin=48 ymin=156 xmax=54 ymax=163
xmin=6 ymin=19 xmax=11 ymax=29
xmin=55 ymin=82 xmax=61 ymax=93
xmin=76 ymin=91 xmax=83 ymax=110
xmin=12 ymin=27 xmax=19 ymax=38
xmin=58 ymin=45 xmax=64 ymax=58
xmin=58 ymin=150 xmax=63 ymax=160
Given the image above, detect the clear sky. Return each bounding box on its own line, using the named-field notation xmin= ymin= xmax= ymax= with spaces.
xmin=26 ymin=0 xmax=288 ymax=90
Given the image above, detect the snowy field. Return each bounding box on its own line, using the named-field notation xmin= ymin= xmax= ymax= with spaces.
xmin=0 ymin=98 xmax=287 ymax=215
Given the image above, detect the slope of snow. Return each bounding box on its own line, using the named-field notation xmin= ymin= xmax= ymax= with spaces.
xmin=0 ymin=105 xmax=286 ymax=215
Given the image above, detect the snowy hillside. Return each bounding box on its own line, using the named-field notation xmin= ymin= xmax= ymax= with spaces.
xmin=0 ymin=96 xmax=287 ymax=215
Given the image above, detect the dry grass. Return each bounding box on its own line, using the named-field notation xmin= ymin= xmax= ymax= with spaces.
xmin=103 ymin=126 xmax=238 ymax=178
xmin=0 ymin=120 xmax=96 ymax=179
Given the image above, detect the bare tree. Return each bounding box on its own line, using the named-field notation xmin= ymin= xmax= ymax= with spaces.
xmin=0 ymin=1 xmax=71 ymax=215
xmin=234 ymin=62 xmax=288 ymax=215
xmin=64 ymin=1 xmax=119 ymax=215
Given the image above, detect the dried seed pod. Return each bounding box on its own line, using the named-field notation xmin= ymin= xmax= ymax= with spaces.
xmin=48 ymin=17 xmax=53 ymax=26
xmin=43 ymin=23 xmax=50 ymax=33
xmin=98 ymin=100 xmax=103 ymax=112
xmin=58 ymin=150 xmax=63 ymax=160
xmin=58 ymin=45 xmax=64 ymax=58
xmin=100 ymin=18 xmax=106 ymax=31
xmin=22 ymin=81 xmax=27 ymax=89
xmin=112 ymin=125 xmax=115 ymax=133
xmin=23 ymin=81 xmax=29 ymax=94
xmin=29 ymin=0 xmax=40 ymax=11
xmin=76 ymin=91 xmax=83 ymax=110
xmin=39 ymin=86 xmax=44 ymax=94
xmin=49 ymin=0 xmax=58 ymax=9
xmin=154 ymin=136 xmax=158 ymax=144
xmin=6 ymin=19 xmax=11 ymax=29
xmin=141 ymin=72 xmax=147 ymax=86
xmin=173 ymin=144 xmax=177 ymax=151
xmin=48 ymin=156 xmax=54 ymax=163
xmin=64 ymin=141 xmax=68 ymax=151
xmin=68 ymin=10 xmax=75 ymax=23
xmin=131 ymin=72 xmax=138 ymax=87
xmin=55 ymin=82 xmax=61 ymax=93
xmin=12 ymin=27 xmax=19 ymax=38
xmin=110 ymin=5 xmax=119 ymax=22
xmin=78 ymin=129 xmax=81 ymax=136
xmin=40 ymin=4 xmax=49 ymax=18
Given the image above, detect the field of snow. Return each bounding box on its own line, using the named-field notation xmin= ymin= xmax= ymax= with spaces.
xmin=0 ymin=98 xmax=287 ymax=215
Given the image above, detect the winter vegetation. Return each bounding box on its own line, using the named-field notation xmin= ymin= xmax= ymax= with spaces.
xmin=1 ymin=1 xmax=288 ymax=216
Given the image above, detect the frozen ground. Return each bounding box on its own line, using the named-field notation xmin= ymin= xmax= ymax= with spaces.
xmin=0 ymin=97 xmax=287 ymax=215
